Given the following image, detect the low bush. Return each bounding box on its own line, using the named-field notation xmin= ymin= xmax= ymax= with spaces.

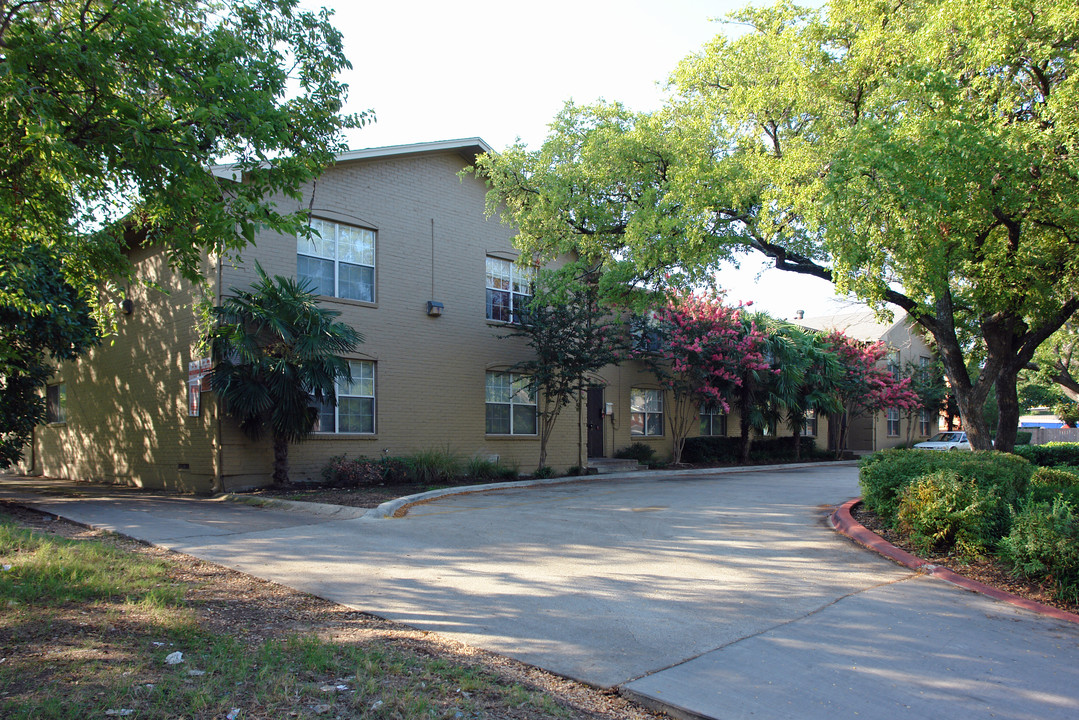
xmin=1013 ymin=442 xmax=1079 ymax=468
xmin=1015 ymin=431 xmax=1032 ymax=446
xmin=533 ymin=465 xmax=555 ymax=479
xmin=999 ymin=496 xmax=1079 ymax=601
xmin=614 ymin=442 xmax=656 ymax=463
xmin=860 ymin=449 xmax=1033 ymax=526
xmin=1031 ymin=466 xmax=1079 ymax=488
xmin=896 ymin=471 xmax=998 ymax=557
xmin=320 ymin=455 xmax=383 ymax=487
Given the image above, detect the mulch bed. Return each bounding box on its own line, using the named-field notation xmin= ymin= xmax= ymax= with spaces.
xmin=850 ymin=502 xmax=1079 ymax=617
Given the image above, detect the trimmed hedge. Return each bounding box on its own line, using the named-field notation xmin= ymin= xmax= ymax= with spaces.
xmin=1012 ymin=442 xmax=1079 ymax=467
xmin=681 ymin=436 xmax=821 ymax=464
xmin=859 ymin=449 xmax=1033 ymax=527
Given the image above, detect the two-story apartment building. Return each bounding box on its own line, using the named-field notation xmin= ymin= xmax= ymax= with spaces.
xmin=28 ymin=138 xmax=873 ymax=492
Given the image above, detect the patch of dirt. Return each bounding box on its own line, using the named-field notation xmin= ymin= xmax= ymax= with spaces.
xmin=850 ymin=502 xmax=1079 ymax=617
xmin=0 ymin=501 xmax=669 ymax=720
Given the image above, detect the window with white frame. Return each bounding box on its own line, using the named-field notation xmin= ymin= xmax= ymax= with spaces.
xmin=631 ymin=388 xmax=664 ymax=436
xmin=485 ymin=372 xmax=537 ymax=435
xmin=316 ymin=360 xmax=375 ymax=434
xmin=45 ymin=383 xmax=66 ymax=424
xmin=887 ymin=407 xmax=900 ymax=436
xmin=804 ymin=409 xmax=818 ymax=437
xmin=920 ymin=409 xmax=933 ymax=437
xmin=700 ymin=405 xmax=727 ymax=436
xmin=485 ymin=256 xmax=534 ymax=323
xmin=298 ymin=218 xmax=375 ymax=302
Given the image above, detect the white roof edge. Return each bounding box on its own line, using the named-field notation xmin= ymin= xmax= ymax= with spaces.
xmin=211 ymin=137 xmax=494 ymax=180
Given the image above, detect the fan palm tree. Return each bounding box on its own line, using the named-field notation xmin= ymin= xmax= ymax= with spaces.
xmin=208 ymin=264 xmax=362 ymax=485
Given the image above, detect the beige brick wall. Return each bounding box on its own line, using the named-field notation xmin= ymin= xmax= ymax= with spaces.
xmin=216 ymin=148 xmax=584 ymax=485
xmin=30 ymin=245 xmax=220 ymax=492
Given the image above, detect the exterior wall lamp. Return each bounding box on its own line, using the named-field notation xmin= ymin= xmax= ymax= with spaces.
xmin=426 ymin=301 xmax=444 ymax=317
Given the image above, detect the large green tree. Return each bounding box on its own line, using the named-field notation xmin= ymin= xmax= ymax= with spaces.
xmin=0 ymin=245 xmax=97 ymax=468
xmin=475 ymin=0 xmax=1079 ymax=453
xmin=0 ymin=0 xmax=367 ymax=316
xmin=208 ymin=265 xmax=362 ymax=486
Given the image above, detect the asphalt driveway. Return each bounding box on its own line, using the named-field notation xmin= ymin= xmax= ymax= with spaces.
xmin=3 ymin=465 xmax=1078 ymax=720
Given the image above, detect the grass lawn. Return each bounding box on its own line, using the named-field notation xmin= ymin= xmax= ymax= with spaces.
xmin=0 ymin=503 xmax=662 ymax=720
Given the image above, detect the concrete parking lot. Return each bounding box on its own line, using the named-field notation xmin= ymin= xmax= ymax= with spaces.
xmin=3 ymin=465 xmax=1078 ymax=719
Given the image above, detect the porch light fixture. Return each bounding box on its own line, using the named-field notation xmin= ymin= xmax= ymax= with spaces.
xmin=426 ymin=301 xmax=444 ymax=317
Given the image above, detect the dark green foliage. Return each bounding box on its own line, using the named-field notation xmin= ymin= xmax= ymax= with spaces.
xmin=614 ymin=442 xmax=656 ymax=463
xmin=1015 ymin=431 xmax=1033 ymax=446
xmin=896 ymin=471 xmax=998 ymax=557
xmin=681 ymin=436 xmax=820 ymax=464
xmin=859 ymin=449 xmax=1033 ymax=526
xmin=1013 ymin=442 xmax=1079 ymax=467
xmin=0 ymin=0 xmax=366 ymax=326
xmin=1000 ymin=497 xmax=1079 ymax=600
xmin=1031 ymin=466 xmax=1079 ymax=488
xmin=0 ymin=246 xmax=98 ymax=467
xmin=533 ymin=466 xmax=556 ymax=479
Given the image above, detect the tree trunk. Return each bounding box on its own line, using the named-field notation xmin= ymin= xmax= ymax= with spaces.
xmin=994 ymin=367 xmax=1021 ymax=453
xmin=272 ymin=434 xmax=291 ymax=486
xmin=739 ymin=392 xmax=753 ymax=464
xmin=791 ymin=420 xmax=802 ymax=461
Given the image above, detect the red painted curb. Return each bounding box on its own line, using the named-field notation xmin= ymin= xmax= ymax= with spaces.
xmin=830 ymin=498 xmax=1079 ymax=625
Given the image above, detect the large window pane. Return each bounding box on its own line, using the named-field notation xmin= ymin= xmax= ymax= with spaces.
xmin=486 ymin=403 xmax=510 ymax=434
xmin=298 ymin=255 xmax=335 ymax=296
xmin=339 ymin=263 xmax=374 ymax=302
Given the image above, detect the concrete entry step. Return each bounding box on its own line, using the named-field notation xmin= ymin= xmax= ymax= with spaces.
xmin=587 ymin=458 xmax=643 ymax=474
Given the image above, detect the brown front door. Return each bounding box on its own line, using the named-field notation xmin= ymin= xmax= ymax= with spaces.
xmin=587 ymin=386 xmax=604 ymax=458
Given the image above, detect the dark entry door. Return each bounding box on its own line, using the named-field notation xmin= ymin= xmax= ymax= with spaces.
xmin=587 ymin=386 xmax=604 ymax=458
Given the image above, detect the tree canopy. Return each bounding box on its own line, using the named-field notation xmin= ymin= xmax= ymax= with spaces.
xmin=0 ymin=0 xmax=367 ymax=319
xmin=474 ymin=0 xmax=1079 ymax=452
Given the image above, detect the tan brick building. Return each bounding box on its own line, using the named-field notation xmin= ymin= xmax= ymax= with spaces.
xmin=29 ymin=139 xmax=914 ymax=492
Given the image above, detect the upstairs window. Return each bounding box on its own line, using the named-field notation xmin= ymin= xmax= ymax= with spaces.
xmin=486 ymin=256 xmax=533 ymax=323
xmin=298 ymin=219 xmax=375 ymax=302
xmin=887 ymin=407 xmax=901 ymax=436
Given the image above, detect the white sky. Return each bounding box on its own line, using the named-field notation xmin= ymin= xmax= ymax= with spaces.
xmin=305 ymin=0 xmax=852 ymax=318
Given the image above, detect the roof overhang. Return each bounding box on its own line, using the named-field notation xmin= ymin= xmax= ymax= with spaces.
xmin=211 ymin=137 xmax=494 ymax=181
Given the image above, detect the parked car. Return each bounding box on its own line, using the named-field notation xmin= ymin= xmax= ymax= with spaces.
xmin=914 ymin=431 xmax=970 ymax=451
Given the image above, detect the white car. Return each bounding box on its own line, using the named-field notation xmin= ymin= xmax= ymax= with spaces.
xmin=914 ymin=431 xmax=971 ymax=451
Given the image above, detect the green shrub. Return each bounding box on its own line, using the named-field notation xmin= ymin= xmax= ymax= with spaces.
xmin=896 ymin=470 xmax=998 ymax=557
xmin=533 ymin=465 xmax=556 ymax=479
xmin=1015 ymin=431 xmax=1032 ymax=446
xmin=466 ymin=455 xmax=503 ymax=481
xmin=859 ymin=449 xmax=1033 ymax=527
xmin=1031 ymin=466 xmax=1079 ymax=488
xmin=375 ymin=456 xmax=410 ymax=484
xmin=1000 ymin=496 xmax=1079 ymax=601
xmin=320 ymin=455 xmax=382 ymax=487
xmin=614 ymin=442 xmax=656 ymax=463
xmin=1013 ymin=442 xmax=1079 ymax=467
xmin=404 ymin=447 xmax=463 ymax=484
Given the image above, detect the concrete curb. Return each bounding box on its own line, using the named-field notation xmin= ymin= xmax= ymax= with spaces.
xmin=221 ymin=494 xmax=369 ymax=519
xmin=366 ymin=460 xmax=862 ymax=520
xmin=830 ymin=497 xmax=1079 ymax=625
